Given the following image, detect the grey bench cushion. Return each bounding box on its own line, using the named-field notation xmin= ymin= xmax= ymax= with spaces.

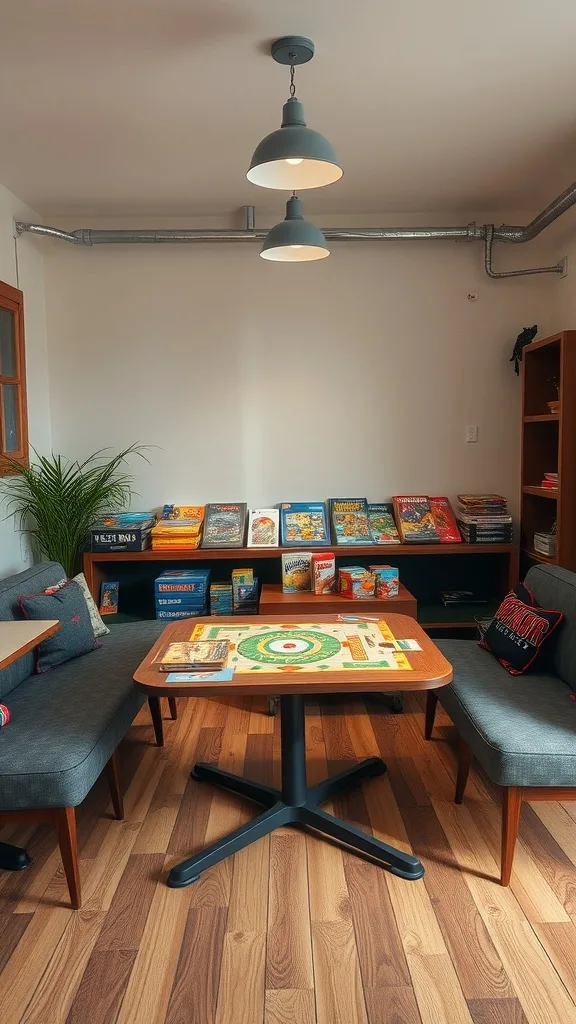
xmin=436 ymin=639 xmax=576 ymax=787
xmin=0 ymin=620 xmax=164 ymax=809
xmin=525 ymin=564 xmax=576 ymax=691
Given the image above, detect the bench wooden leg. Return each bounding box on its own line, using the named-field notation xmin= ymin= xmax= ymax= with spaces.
xmin=148 ymin=696 xmax=164 ymax=746
xmin=105 ymin=749 xmax=124 ymax=820
xmin=455 ymin=738 xmax=472 ymax=804
xmin=501 ymin=786 xmax=522 ymax=886
xmin=424 ymin=690 xmax=438 ymax=739
xmin=56 ymin=807 xmax=81 ymax=909
xmin=168 ymin=697 xmax=178 ymax=720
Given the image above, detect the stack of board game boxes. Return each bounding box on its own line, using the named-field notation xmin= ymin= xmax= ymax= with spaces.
xmin=154 ymin=569 xmax=210 ymax=619
xmin=151 ymin=506 xmax=205 ymax=550
xmin=209 ymin=570 xmax=259 ymax=615
xmin=455 ymin=495 xmax=513 ymax=543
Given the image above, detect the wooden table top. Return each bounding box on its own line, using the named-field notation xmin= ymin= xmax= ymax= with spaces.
xmin=133 ymin=613 xmax=453 ymax=698
xmin=0 ymin=620 xmax=60 ymax=672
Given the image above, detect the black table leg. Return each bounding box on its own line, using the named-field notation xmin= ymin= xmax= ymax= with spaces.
xmin=0 ymin=841 xmax=31 ymax=871
xmin=167 ymin=693 xmax=424 ymax=888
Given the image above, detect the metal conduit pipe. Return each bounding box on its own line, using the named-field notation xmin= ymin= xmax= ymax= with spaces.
xmin=13 ymin=177 xmax=576 ymax=278
xmin=484 ymin=224 xmax=564 ymax=279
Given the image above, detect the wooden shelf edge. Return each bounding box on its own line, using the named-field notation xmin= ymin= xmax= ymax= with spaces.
xmin=521 ymin=548 xmax=558 ymax=566
xmin=83 ymin=542 xmax=518 ymax=563
xmin=522 ymin=486 xmax=559 ymax=499
xmin=523 ymin=414 xmax=559 ymax=422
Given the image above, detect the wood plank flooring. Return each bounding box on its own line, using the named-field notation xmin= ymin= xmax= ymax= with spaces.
xmin=1 ymin=694 xmax=576 ymax=1023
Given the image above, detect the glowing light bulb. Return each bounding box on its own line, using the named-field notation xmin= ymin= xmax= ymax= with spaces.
xmin=290 ymin=244 xmax=303 ymax=249
xmin=286 ymin=158 xmax=303 ymax=165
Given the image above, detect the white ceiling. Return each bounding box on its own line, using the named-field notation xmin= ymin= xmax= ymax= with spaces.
xmin=1 ymin=0 xmax=576 ymax=218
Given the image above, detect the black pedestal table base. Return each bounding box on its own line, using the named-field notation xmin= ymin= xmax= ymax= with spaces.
xmin=167 ymin=693 xmax=423 ymax=888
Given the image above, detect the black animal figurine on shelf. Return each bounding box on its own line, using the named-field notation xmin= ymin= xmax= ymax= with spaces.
xmin=510 ymin=325 xmax=538 ymax=375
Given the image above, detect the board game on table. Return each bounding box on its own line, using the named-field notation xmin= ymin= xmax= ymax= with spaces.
xmin=188 ymin=619 xmax=413 ymax=671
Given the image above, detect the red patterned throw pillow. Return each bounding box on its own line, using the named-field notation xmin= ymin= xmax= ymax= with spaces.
xmin=480 ymin=582 xmax=564 ymax=675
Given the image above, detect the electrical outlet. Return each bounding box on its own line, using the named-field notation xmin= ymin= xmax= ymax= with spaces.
xmin=466 ymin=425 xmax=478 ymax=443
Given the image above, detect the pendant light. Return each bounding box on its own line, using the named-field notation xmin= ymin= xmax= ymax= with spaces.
xmin=260 ymin=194 xmax=329 ymax=262
xmin=247 ymin=37 xmax=343 ymax=191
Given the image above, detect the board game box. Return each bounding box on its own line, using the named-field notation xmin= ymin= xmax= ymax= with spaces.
xmin=247 ymin=508 xmax=280 ymax=547
xmin=280 ymin=502 xmax=330 ymax=546
xmin=312 ymin=553 xmax=336 ymax=594
xmin=429 ymin=496 xmax=462 ymax=543
xmin=282 ymin=552 xmax=313 ymax=593
xmin=330 ymin=498 xmax=371 ymax=545
xmin=393 ymin=496 xmax=440 ymax=544
xmin=188 ymin=619 xmax=412 ymax=672
xmin=367 ymin=503 xmax=401 ymax=544
xmin=202 ymin=503 xmax=247 ymax=548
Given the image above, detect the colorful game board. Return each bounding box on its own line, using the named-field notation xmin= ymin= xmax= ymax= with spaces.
xmin=189 ymin=620 xmax=412 ymax=672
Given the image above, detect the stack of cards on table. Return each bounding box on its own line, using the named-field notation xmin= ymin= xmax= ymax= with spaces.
xmin=210 ymin=584 xmax=233 ymax=616
xmin=232 ymin=569 xmax=259 ymax=614
xmin=155 ymin=640 xmax=229 ymax=672
xmin=154 ymin=569 xmax=210 ymax=619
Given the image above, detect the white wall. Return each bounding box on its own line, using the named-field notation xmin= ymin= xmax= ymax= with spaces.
xmin=43 ymin=214 xmax=562 ymax=522
xmin=0 ymin=183 xmax=50 ymax=576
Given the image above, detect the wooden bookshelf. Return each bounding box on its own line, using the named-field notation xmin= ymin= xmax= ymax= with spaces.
xmin=520 ymin=330 xmax=576 ymax=571
xmin=84 ymin=543 xmax=518 ymax=633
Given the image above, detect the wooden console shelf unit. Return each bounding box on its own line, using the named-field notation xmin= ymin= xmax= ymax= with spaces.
xmin=520 ymin=329 xmax=576 ymax=571
xmin=84 ymin=542 xmax=518 ymax=633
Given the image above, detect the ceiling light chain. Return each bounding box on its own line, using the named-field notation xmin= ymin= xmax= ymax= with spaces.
xmin=289 ymin=64 xmax=296 ymax=98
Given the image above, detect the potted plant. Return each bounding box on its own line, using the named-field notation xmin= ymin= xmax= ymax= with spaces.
xmin=1 ymin=444 xmax=149 ymax=577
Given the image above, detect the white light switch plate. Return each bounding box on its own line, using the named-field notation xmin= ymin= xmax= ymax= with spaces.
xmin=466 ymin=425 xmax=478 ymax=443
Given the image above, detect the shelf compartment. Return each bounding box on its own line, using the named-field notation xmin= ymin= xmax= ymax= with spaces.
xmin=521 ymin=548 xmax=558 ymax=566
xmin=522 ymin=486 xmax=558 ymax=499
xmin=418 ymin=599 xmax=500 ymax=629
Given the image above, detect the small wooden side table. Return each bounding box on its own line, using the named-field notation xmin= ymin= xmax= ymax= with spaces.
xmin=0 ymin=619 xmax=60 ymax=871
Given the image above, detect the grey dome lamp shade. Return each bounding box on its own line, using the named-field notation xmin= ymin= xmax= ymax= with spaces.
xmin=247 ymin=36 xmax=343 ymax=191
xmin=260 ymin=195 xmax=330 ymax=262
xmin=247 ymin=98 xmax=343 ymax=191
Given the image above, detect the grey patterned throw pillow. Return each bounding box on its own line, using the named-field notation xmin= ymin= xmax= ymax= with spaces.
xmin=19 ymin=580 xmax=100 ymax=673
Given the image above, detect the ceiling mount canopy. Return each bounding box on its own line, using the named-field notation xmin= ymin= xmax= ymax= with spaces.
xmin=247 ymin=36 xmax=343 ymax=191
xmin=260 ymin=194 xmax=330 ymax=262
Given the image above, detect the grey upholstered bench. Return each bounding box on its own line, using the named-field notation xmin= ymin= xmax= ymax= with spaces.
xmin=0 ymin=561 xmax=167 ymax=907
xmin=426 ymin=563 xmax=576 ymax=884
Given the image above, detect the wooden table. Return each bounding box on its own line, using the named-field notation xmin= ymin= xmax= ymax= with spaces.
xmin=0 ymin=619 xmax=60 ymax=872
xmin=134 ymin=613 xmax=452 ymax=889
xmin=0 ymin=620 xmax=60 ymax=671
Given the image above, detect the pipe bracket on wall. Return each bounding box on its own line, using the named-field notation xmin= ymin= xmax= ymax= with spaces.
xmin=484 ymin=225 xmax=565 ymax=279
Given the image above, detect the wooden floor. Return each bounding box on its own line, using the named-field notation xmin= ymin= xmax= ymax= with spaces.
xmin=2 ymin=695 xmax=576 ymax=1024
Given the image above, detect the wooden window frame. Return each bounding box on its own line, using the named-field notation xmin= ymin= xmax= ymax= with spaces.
xmin=0 ymin=279 xmax=29 ymax=475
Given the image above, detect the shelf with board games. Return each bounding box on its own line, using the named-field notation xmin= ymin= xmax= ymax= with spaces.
xmin=83 ymin=542 xmax=518 ymax=634
xmin=84 ymin=497 xmax=518 ymax=634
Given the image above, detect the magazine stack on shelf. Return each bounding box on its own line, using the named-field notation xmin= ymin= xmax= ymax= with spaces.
xmin=456 ymin=495 xmax=513 ymax=543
